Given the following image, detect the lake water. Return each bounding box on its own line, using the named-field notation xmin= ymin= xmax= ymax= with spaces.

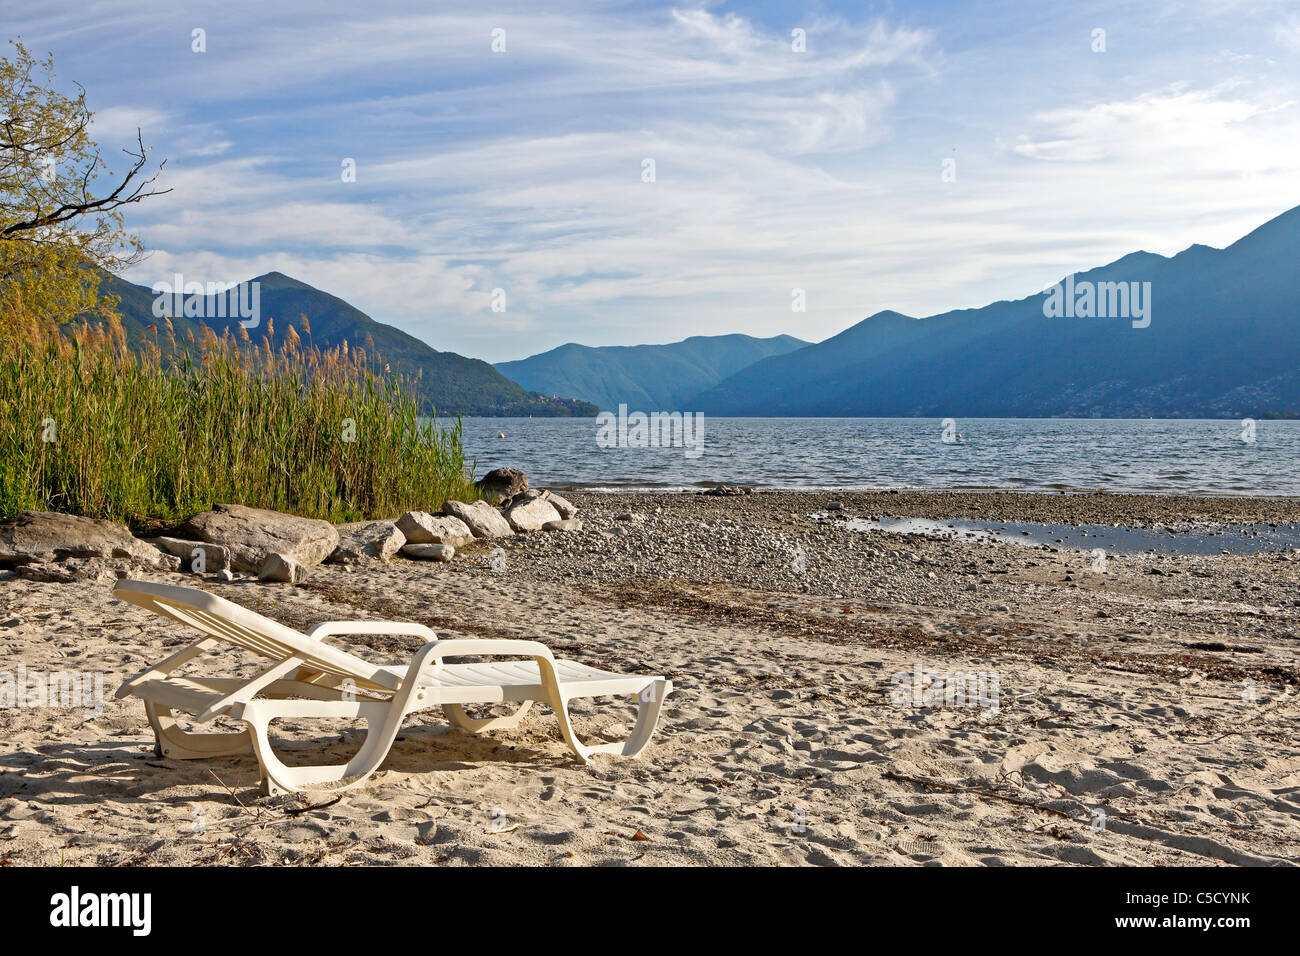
xmin=458 ymin=417 xmax=1300 ymax=497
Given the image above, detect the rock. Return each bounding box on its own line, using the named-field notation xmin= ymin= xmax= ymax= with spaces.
xmin=180 ymin=504 xmax=339 ymax=573
xmin=0 ymin=511 xmax=174 ymax=570
xmin=542 ymin=518 xmax=583 ymax=532
xmin=258 ymin=552 xmax=307 ymax=583
xmin=441 ymin=500 xmax=514 ymax=539
xmin=14 ymin=562 xmax=78 ymax=583
xmin=395 ymin=512 xmax=474 ymax=547
xmin=402 ymin=543 xmax=455 ymax=562
xmin=614 ymin=512 xmax=646 ymax=523
xmin=16 ymin=556 xmax=144 ymax=583
xmin=827 ymin=502 xmax=843 ymax=511
xmin=150 ymin=536 xmax=230 ymax=573
xmin=546 ymin=493 xmax=579 ymax=519
xmin=475 ymin=467 xmax=528 ymax=501
xmin=215 ymin=569 xmax=234 ymax=582
xmin=505 ymin=496 xmax=562 ymax=532
xmin=328 ymin=520 xmax=406 ymax=564
xmin=701 ymin=485 xmax=752 ymax=497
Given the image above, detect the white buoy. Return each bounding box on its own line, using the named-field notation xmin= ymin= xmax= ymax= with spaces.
xmin=497 ymin=432 xmax=506 ymax=439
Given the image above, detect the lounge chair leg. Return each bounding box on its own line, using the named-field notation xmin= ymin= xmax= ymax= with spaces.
xmin=442 ymin=701 xmax=534 ymax=733
xmin=242 ymin=708 xmax=403 ymax=796
xmin=550 ymin=679 xmax=672 ymax=764
xmin=145 ymin=702 xmax=252 ymax=760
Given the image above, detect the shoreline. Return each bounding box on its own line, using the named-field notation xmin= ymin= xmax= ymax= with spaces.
xmin=550 ymin=484 xmax=1300 ymax=505
xmin=544 ymin=488 xmax=1300 ymax=529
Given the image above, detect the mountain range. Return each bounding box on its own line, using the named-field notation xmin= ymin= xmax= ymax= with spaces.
xmin=494 ymin=334 xmax=808 ymax=411
xmin=695 ymin=204 xmax=1300 ymax=418
xmin=93 ymin=203 xmax=1300 ymax=418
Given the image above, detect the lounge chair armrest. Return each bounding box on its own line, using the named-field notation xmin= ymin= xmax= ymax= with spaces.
xmin=426 ymin=639 xmax=556 ymax=663
xmin=393 ymin=638 xmax=561 ymax=708
xmin=308 ymin=621 xmax=438 ymax=642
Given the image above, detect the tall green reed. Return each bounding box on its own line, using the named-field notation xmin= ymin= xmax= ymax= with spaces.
xmin=0 ymin=315 xmax=479 ymax=525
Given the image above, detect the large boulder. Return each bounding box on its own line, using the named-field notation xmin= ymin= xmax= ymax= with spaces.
xmin=505 ymin=496 xmax=562 ymax=532
xmin=441 ymin=500 xmax=514 ymax=539
xmin=395 ymin=512 xmax=474 ymax=547
xmin=475 ymin=467 xmax=528 ymax=501
xmin=0 ymin=511 xmax=175 ymax=570
xmin=179 ymin=504 xmax=339 ymax=573
xmin=328 ymin=520 xmax=406 ymax=565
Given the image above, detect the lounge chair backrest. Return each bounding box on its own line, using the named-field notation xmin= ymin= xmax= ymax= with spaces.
xmin=113 ymin=579 xmax=401 ymax=691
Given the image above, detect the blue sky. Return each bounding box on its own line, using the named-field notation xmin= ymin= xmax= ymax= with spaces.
xmin=10 ymin=0 xmax=1300 ymax=362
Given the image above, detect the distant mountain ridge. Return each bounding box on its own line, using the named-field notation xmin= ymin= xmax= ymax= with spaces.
xmin=97 ymin=271 xmax=598 ymax=418
xmin=695 ymin=205 xmax=1300 ymax=418
xmin=91 ymin=203 xmax=1300 ymax=420
xmin=495 ymin=333 xmax=809 ymax=411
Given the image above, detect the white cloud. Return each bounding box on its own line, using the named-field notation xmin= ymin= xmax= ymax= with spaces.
xmin=1275 ymin=16 xmax=1300 ymax=51
xmin=1012 ymin=87 xmax=1281 ymax=164
xmin=89 ymin=106 xmax=171 ymax=144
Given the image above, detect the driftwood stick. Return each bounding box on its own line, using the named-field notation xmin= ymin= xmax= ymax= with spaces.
xmin=208 ymin=769 xmax=258 ymax=819
xmin=883 ymin=770 xmax=1074 ymax=820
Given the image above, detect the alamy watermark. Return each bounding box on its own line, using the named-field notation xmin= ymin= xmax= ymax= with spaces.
xmin=1 ymin=666 xmax=104 ymax=717
xmin=595 ymin=404 xmax=704 ymax=459
xmin=889 ymin=663 xmax=1000 ymax=713
xmin=49 ymin=886 xmax=151 ymax=936
xmin=1043 ymin=274 xmax=1151 ymax=328
xmin=151 ymin=272 xmax=261 ymax=329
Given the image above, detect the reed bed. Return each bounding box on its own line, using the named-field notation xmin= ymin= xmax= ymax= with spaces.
xmin=0 ymin=312 xmax=479 ymax=526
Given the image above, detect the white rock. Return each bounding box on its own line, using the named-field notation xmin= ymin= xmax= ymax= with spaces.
xmin=542 ymin=518 xmax=583 ymax=532
xmin=441 ymin=500 xmax=514 ymax=539
xmin=396 ymin=512 xmax=475 ymax=547
xmin=259 ymin=552 xmax=307 ymax=583
xmin=505 ymin=497 xmax=562 ymax=532
xmin=329 ymin=520 xmax=406 ymax=564
xmin=547 ymin=493 xmax=579 ymax=519
xmin=151 ymin=536 xmax=230 ymax=573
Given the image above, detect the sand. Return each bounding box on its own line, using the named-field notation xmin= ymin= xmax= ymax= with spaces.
xmin=1 ymin=490 xmax=1298 ymax=866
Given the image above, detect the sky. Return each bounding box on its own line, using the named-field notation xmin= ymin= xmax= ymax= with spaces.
xmin=7 ymin=0 xmax=1300 ymax=362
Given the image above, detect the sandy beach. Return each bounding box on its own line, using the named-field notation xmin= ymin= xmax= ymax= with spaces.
xmin=2 ymin=489 xmax=1299 ymax=866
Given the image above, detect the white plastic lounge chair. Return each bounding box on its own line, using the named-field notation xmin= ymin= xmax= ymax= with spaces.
xmin=111 ymin=579 xmax=672 ymax=795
